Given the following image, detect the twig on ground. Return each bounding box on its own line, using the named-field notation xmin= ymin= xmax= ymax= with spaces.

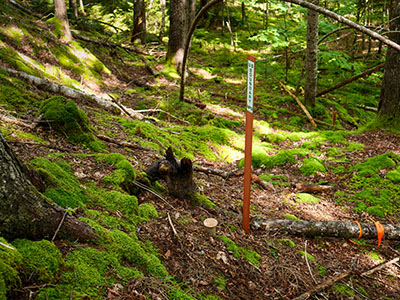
xmin=304 ymin=240 xmax=318 ymax=284
xmin=167 ymin=212 xmax=178 ymax=237
xmin=132 ymin=180 xmax=175 ymax=210
xmin=51 ymin=211 xmax=67 ymax=242
xmin=0 ymin=241 xmax=15 ymax=250
xmin=95 ymin=134 xmax=151 ymax=151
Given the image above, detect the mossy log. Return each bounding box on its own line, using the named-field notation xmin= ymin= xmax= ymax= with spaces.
xmin=0 ymin=130 xmax=96 ymax=242
xmin=146 ymin=147 xmax=196 ymax=199
xmin=254 ymin=219 xmax=400 ymax=241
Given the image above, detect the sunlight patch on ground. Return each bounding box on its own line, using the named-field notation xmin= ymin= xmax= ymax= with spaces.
xmin=224 ymin=77 xmax=244 ymax=85
xmin=0 ymin=25 xmax=24 ymax=40
xmin=190 ymin=67 xmax=215 ymax=80
xmin=206 ymin=103 xmax=243 ymax=119
xmin=18 ymin=53 xmax=44 ymax=71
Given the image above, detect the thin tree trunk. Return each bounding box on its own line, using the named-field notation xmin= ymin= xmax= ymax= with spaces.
xmin=158 ymin=0 xmax=166 ymax=40
xmin=69 ymin=0 xmax=78 ymax=19
xmin=54 ymin=0 xmax=72 ymax=41
xmin=378 ymin=0 xmax=400 ymax=124
xmin=79 ymin=0 xmax=85 ymax=15
xmin=132 ymin=0 xmax=146 ymax=44
xmin=0 ymin=130 xmax=96 ymax=241
xmin=166 ymin=0 xmax=186 ymax=73
xmin=304 ymin=0 xmax=319 ymax=107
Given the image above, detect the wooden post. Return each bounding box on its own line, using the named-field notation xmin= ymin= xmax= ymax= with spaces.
xmin=243 ymin=55 xmax=256 ymax=234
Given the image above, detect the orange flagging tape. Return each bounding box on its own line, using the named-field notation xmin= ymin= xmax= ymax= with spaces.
xmin=354 ymin=220 xmax=362 ymax=238
xmin=349 ymin=220 xmax=363 ymax=245
xmin=374 ymin=221 xmax=384 ymax=247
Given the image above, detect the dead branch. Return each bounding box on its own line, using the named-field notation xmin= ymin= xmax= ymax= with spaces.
xmin=254 ymin=219 xmax=400 ymax=240
xmin=278 ymin=81 xmax=317 ymax=127
xmin=317 ymin=63 xmax=384 ymax=97
xmin=167 ymin=212 xmax=179 ymax=237
xmin=251 ymin=174 xmax=276 ymax=192
xmin=193 ymin=165 xmax=243 ymax=179
xmin=295 ymin=183 xmax=336 ymax=194
xmin=293 ymin=256 xmax=400 ymax=300
xmin=51 ymin=211 xmax=67 ymax=242
xmin=0 ymin=113 xmax=37 ymax=129
xmin=356 ymin=104 xmax=378 ymax=112
xmin=285 ymin=0 xmax=400 ymax=51
xmin=0 ymin=241 xmax=15 ymax=250
xmin=95 ymin=134 xmax=151 ymax=151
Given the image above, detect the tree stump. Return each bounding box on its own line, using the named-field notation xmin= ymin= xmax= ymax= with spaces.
xmin=146 ymin=147 xmax=196 ymax=199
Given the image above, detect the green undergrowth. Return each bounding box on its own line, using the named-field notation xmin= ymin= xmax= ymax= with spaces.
xmin=218 ymin=236 xmax=261 ymax=267
xmin=40 ymin=96 xmax=104 ymax=151
xmin=335 ymin=152 xmax=400 ymax=217
xmin=118 ymin=118 xmax=241 ymax=162
xmin=0 ymin=238 xmax=22 ymax=300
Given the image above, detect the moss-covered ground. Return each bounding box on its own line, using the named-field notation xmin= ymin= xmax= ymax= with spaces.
xmin=1 ymin=1 xmax=400 ymax=299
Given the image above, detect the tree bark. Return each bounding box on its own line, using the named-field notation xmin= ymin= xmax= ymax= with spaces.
xmin=69 ymin=0 xmax=78 ymax=19
xmin=0 ymin=130 xmax=96 ymax=242
xmin=166 ymin=0 xmax=186 ymax=73
xmin=54 ymin=0 xmax=72 ymax=42
xmin=254 ymin=219 xmax=400 ymax=240
xmin=158 ymin=0 xmax=166 ymax=40
xmin=304 ymin=0 xmax=319 ymax=107
xmin=131 ymin=0 xmax=146 ymax=44
xmin=378 ymin=0 xmax=400 ymax=126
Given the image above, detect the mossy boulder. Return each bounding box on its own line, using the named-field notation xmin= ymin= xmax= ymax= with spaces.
xmin=39 ymin=96 xmax=103 ymax=151
xmin=29 ymin=158 xmax=88 ymax=208
xmin=0 ymin=238 xmax=22 ymax=300
xmin=300 ymin=158 xmax=326 ymax=176
xmin=12 ymin=239 xmax=63 ymax=283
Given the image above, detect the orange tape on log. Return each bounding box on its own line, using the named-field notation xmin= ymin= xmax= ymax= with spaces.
xmin=354 ymin=220 xmax=362 ymax=238
xmin=349 ymin=220 xmax=363 ymax=245
xmin=374 ymin=221 xmax=384 ymax=247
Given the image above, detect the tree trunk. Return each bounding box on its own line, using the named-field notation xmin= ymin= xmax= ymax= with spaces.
xmin=304 ymin=0 xmax=319 ymax=107
xmin=254 ymin=219 xmax=400 ymax=241
xmin=69 ymin=0 xmax=78 ymax=19
xmin=158 ymin=0 xmax=166 ymax=40
xmin=166 ymin=0 xmax=186 ymax=73
xmin=0 ymin=130 xmax=96 ymax=242
xmin=131 ymin=0 xmax=146 ymax=44
xmin=79 ymin=0 xmax=85 ymax=15
xmin=54 ymin=0 xmax=72 ymax=42
xmin=378 ymin=0 xmax=400 ymax=127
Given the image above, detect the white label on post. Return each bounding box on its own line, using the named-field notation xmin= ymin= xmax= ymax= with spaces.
xmin=247 ymin=60 xmax=255 ymax=113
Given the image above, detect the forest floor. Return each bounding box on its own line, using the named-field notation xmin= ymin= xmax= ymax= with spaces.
xmin=1 ymin=1 xmax=400 ymax=299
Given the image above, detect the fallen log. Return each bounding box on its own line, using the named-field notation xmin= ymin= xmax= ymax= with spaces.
xmin=278 ymin=81 xmax=317 ymax=128
xmin=254 ymin=219 xmax=400 ymax=241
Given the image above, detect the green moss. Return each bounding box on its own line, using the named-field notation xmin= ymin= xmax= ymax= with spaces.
xmin=352 ymin=152 xmax=400 ymax=177
xmin=12 ymin=239 xmax=63 ymax=283
xmin=218 ymin=236 xmax=261 ymax=267
xmin=366 ymin=206 xmax=385 ymax=218
xmin=331 ymin=165 xmax=347 ymax=174
xmin=40 ymin=96 xmax=103 ymax=151
xmin=278 ymin=238 xmax=296 ymax=247
xmin=59 ymin=247 xmax=141 ymax=299
xmin=332 ymin=283 xmax=355 ymax=297
xmin=138 ymin=203 xmax=158 ymax=221
xmin=168 ymin=287 xmax=196 ymax=300
xmin=0 ymin=237 xmax=22 ymax=299
xmin=318 ymin=265 xmax=328 ymax=276
xmin=296 ymin=193 xmax=319 ymax=204
xmin=283 ymin=214 xmax=301 ymax=221
xmin=297 ymin=250 xmax=316 ymax=262
xmin=240 ymin=147 xmax=310 ymax=168
xmin=215 ymin=274 xmax=227 ymax=290
xmin=92 ymin=188 xmax=138 ymax=215
xmin=30 ymin=158 xmax=87 ymax=208
xmin=386 ymin=167 xmax=400 ymax=183
xmin=106 ymin=229 xmax=168 ymax=278
xmin=97 ymin=153 xmax=138 ymax=192
xmin=300 ymin=158 xmax=326 ymax=176
xmin=189 ymin=193 xmax=217 ymax=208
